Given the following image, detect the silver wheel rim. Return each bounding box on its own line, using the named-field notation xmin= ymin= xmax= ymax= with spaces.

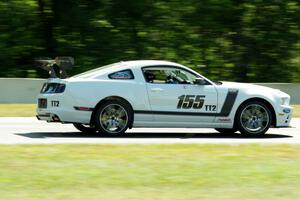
xmin=99 ymin=104 xmax=128 ymax=134
xmin=240 ymin=104 xmax=269 ymax=133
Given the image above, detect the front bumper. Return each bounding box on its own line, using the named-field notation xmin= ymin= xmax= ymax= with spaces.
xmin=275 ymin=105 xmax=293 ymax=127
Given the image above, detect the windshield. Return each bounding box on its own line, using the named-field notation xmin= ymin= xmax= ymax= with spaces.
xmin=72 ymin=62 xmax=120 ymax=78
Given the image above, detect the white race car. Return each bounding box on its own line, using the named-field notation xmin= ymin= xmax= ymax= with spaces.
xmin=36 ymin=60 xmax=293 ymax=137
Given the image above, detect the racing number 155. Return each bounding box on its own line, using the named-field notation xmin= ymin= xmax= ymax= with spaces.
xmin=177 ymin=95 xmax=205 ymax=109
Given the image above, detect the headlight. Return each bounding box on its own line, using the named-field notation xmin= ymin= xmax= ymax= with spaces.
xmin=280 ymin=97 xmax=290 ymax=105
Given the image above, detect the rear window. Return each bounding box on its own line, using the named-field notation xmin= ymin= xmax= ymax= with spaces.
xmin=40 ymin=83 xmax=66 ymax=94
xmin=108 ymin=69 xmax=134 ymax=80
xmin=72 ymin=62 xmax=120 ymax=78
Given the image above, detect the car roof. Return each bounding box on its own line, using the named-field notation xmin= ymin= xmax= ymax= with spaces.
xmin=72 ymin=60 xmax=183 ymax=79
xmin=121 ymin=60 xmax=182 ymax=68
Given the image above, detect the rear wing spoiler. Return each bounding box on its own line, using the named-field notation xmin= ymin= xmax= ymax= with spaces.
xmin=35 ymin=57 xmax=74 ymax=78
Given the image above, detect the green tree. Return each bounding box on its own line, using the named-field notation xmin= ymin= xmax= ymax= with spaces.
xmin=0 ymin=0 xmax=299 ymax=82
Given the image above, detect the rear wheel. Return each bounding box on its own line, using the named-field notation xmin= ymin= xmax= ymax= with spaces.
xmin=236 ymin=101 xmax=272 ymax=137
xmin=94 ymin=99 xmax=132 ymax=136
xmin=73 ymin=123 xmax=97 ymax=133
xmin=215 ymin=128 xmax=237 ymax=135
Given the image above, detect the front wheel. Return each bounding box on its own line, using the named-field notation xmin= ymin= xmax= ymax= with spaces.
xmin=94 ymin=99 xmax=132 ymax=137
xmin=236 ymin=101 xmax=272 ymax=137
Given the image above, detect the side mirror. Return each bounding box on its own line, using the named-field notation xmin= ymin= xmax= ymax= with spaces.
xmin=194 ymin=77 xmax=207 ymax=85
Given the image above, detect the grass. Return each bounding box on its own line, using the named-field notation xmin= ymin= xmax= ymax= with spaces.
xmin=0 ymin=104 xmax=299 ymax=117
xmin=0 ymin=104 xmax=36 ymax=117
xmin=0 ymin=144 xmax=300 ymax=200
xmin=293 ymin=104 xmax=300 ymax=117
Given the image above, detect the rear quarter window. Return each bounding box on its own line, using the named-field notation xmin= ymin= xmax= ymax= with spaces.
xmin=108 ymin=69 xmax=134 ymax=80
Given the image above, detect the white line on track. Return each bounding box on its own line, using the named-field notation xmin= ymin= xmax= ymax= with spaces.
xmin=0 ymin=117 xmax=299 ymax=144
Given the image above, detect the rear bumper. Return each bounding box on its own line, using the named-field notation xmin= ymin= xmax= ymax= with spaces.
xmin=36 ymin=91 xmax=93 ymax=124
xmin=36 ymin=113 xmax=61 ymax=122
xmin=37 ymin=108 xmax=92 ymax=124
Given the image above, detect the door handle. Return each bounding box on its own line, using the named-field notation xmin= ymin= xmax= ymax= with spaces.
xmin=151 ymin=88 xmax=164 ymax=92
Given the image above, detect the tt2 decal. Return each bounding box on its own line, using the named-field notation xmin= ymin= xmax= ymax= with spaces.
xmin=51 ymin=100 xmax=59 ymax=107
xmin=205 ymin=105 xmax=217 ymax=111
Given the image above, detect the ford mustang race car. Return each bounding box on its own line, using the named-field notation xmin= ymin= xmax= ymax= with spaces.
xmin=36 ymin=60 xmax=293 ymax=137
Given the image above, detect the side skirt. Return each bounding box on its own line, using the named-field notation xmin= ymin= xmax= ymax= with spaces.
xmin=132 ymin=120 xmax=233 ymax=129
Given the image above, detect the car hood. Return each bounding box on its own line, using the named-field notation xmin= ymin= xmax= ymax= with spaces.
xmin=220 ymin=81 xmax=289 ymax=97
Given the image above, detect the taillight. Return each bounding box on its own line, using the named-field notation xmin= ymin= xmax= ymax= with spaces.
xmin=40 ymin=83 xmax=66 ymax=94
xmin=38 ymin=98 xmax=47 ymax=108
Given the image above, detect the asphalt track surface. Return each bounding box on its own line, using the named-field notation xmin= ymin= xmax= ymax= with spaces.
xmin=0 ymin=117 xmax=299 ymax=144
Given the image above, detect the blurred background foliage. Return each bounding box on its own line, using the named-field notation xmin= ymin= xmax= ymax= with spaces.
xmin=0 ymin=0 xmax=299 ymax=82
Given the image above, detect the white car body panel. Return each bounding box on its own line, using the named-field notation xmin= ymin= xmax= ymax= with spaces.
xmin=145 ymin=83 xmax=218 ymax=123
xmin=36 ymin=60 xmax=293 ymax=130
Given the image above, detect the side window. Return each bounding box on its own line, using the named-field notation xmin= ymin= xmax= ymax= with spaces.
xmin=143 ymin=67 xmax=198 ymax=84
xmin=143 ymin=69 xmax=167 ymax=83
xmin=108 ymin=69 xmax=134 ymax=80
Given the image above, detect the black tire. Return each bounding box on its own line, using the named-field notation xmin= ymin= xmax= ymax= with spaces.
xmin=236 ymin=101 xmax=272 ymax=137
xmin=73 ymin=123 xmax=97 ymax=133
xmin=94 ymin=99 xmax=133 ymax=136
xmin=215 ymin=128 xmax=237 ymax=135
